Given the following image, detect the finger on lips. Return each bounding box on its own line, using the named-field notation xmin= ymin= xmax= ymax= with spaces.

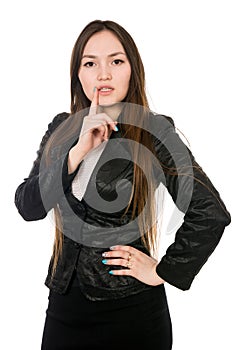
xmin=89 ymin=87 xmax=118 ymax=132
xmin=90 ymin=86 xmax=99 ymax=115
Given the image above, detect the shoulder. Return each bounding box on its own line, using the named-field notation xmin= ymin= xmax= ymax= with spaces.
xmin=48 ymin=112 xmax=70 ymax=132
xmin=149 ymin=111 xmax=175 ymax=128
xmin=147 ymin=111 xmax=176 ymax=144
xmin=37 ymin=112 xmax=70 ymax=150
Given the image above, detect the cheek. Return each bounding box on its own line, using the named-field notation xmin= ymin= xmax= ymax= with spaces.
xmin=123 ymin=65 xmax=131 ymax=85
xmin=78 ymin=71 xmax=93 ymax=100
xmin=120 ymin=68 xmax=131 ymax=92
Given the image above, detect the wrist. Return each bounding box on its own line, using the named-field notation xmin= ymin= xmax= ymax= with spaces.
xmin=153 ymin=264 xmax=165 ymax=286
xmin=68 ymin=144 xmax=86 ymax=174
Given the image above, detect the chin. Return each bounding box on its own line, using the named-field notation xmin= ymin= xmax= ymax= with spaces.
xmin=99 ymin=98 xmax=117 ymax=106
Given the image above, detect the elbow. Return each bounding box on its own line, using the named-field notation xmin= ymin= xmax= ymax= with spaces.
xmin=217 ymin=208 xmax=231 ymax=228
xmin=225 ymin=211 xmax=231 ymax=226
xmin=14 ymin=185 xmax=48 ymax=222
xmin=15 ymin=196 xmax=47 ymax=222
xmin=15 ymin=205 xmax=47 ymax=221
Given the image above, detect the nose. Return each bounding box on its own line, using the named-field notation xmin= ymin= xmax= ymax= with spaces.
xmin=97 ymin=64 xmax=112 ymax=81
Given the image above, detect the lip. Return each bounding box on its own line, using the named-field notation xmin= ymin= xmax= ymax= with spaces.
xmin=97 ymin=85 xmax=114 ymax=96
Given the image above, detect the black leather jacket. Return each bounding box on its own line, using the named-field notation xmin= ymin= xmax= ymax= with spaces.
xmin=15 ymin=112 xmax=231 ymax=301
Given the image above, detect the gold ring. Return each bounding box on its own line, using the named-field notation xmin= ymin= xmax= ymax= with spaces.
xmin=126 ymin=261 xmax=132 ymax=268
xmin=128 ymin=253 xmax=132 ymax=261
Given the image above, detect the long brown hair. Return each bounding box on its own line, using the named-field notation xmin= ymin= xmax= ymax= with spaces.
xmin=48 ymin=20 xmax=159 ymax=275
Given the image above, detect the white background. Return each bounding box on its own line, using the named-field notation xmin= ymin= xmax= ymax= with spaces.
xmin=1 ymin=0 xmax=232 ymax=349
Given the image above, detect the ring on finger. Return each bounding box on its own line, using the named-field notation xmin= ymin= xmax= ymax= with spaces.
xmin=126 ymin=261 xmax=133 ymax=268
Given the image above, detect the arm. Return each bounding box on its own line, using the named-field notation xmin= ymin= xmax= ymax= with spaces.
xmin=153 ymin=115 xmax=231 ymax=290
xmin=14 ymin=112 xmax=82 ymax=221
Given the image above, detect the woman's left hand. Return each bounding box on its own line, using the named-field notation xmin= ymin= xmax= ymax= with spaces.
xmin=102 ymin=245 xmax=165 ymax=286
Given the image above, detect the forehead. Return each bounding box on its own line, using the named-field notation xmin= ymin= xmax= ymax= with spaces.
xmin=83 ymin=30 xmax=125 ymax=56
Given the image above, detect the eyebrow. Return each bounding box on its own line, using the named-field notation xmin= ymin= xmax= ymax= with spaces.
xmin=82 ymin=51 xmax=126 ymax=59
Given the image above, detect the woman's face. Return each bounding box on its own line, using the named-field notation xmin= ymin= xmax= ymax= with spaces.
xmin=78 ymin=30 xmax=131 ymax=105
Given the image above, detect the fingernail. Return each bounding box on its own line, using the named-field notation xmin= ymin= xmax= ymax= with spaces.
xmin=93 ymin=86 xmax=96 ymax=92
xmin=109 ymin=271 xmax=114 ymax=275
xmin=110 ymin=246 xmax=116 ymax=250
xmin=114 ymin=126 xmax=118 ymax=131
xmin=102 ymin=252 xmax=107 ymax=257
xmin=102 ymin=259 xmax=107 ymax=264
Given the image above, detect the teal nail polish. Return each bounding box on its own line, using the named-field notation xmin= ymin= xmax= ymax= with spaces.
xmin=115 ymin=126 xmax=118 ymax=132
xmin=102 ymin=259 xmax=107 ymax=264
xmin=93 ymin=86 xmax=96 ymax=92
xmin=109 ymin=271 xmax=114 ymax=275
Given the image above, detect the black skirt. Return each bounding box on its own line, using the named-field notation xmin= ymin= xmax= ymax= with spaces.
xmin=41 ymin=277 xmax=173 ymax=350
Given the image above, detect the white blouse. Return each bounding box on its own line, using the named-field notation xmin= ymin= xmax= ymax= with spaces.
xmin=71 ymin=140 xmax=108 ymax=200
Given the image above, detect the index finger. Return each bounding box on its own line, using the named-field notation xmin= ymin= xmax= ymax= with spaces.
xmin=109 ymin=245 xmax=134 ymax=252
xmin=89 ymin=86 xmax=99 ymax=116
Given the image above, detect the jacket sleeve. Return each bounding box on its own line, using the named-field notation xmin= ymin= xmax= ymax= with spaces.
xmin=152 ymin=114 xmax=231 ymax=290
xmin=14 ymin=112 xmax=81 ymax=221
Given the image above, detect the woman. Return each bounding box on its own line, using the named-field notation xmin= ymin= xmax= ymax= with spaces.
xmin=15 ymin=20 xmax=231 ymax=349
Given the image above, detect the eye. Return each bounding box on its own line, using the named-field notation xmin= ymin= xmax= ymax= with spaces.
xmin=112 ymin=59 xmax=124 ymax=65
xmin=83 ymin=61 xmax=96 ymax=67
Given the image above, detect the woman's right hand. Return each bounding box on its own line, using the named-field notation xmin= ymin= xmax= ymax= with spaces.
xmin=78 ymin=87 xmax=118 ymax=154
xmin=67 ymin=87 xmax=118 ymax=174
